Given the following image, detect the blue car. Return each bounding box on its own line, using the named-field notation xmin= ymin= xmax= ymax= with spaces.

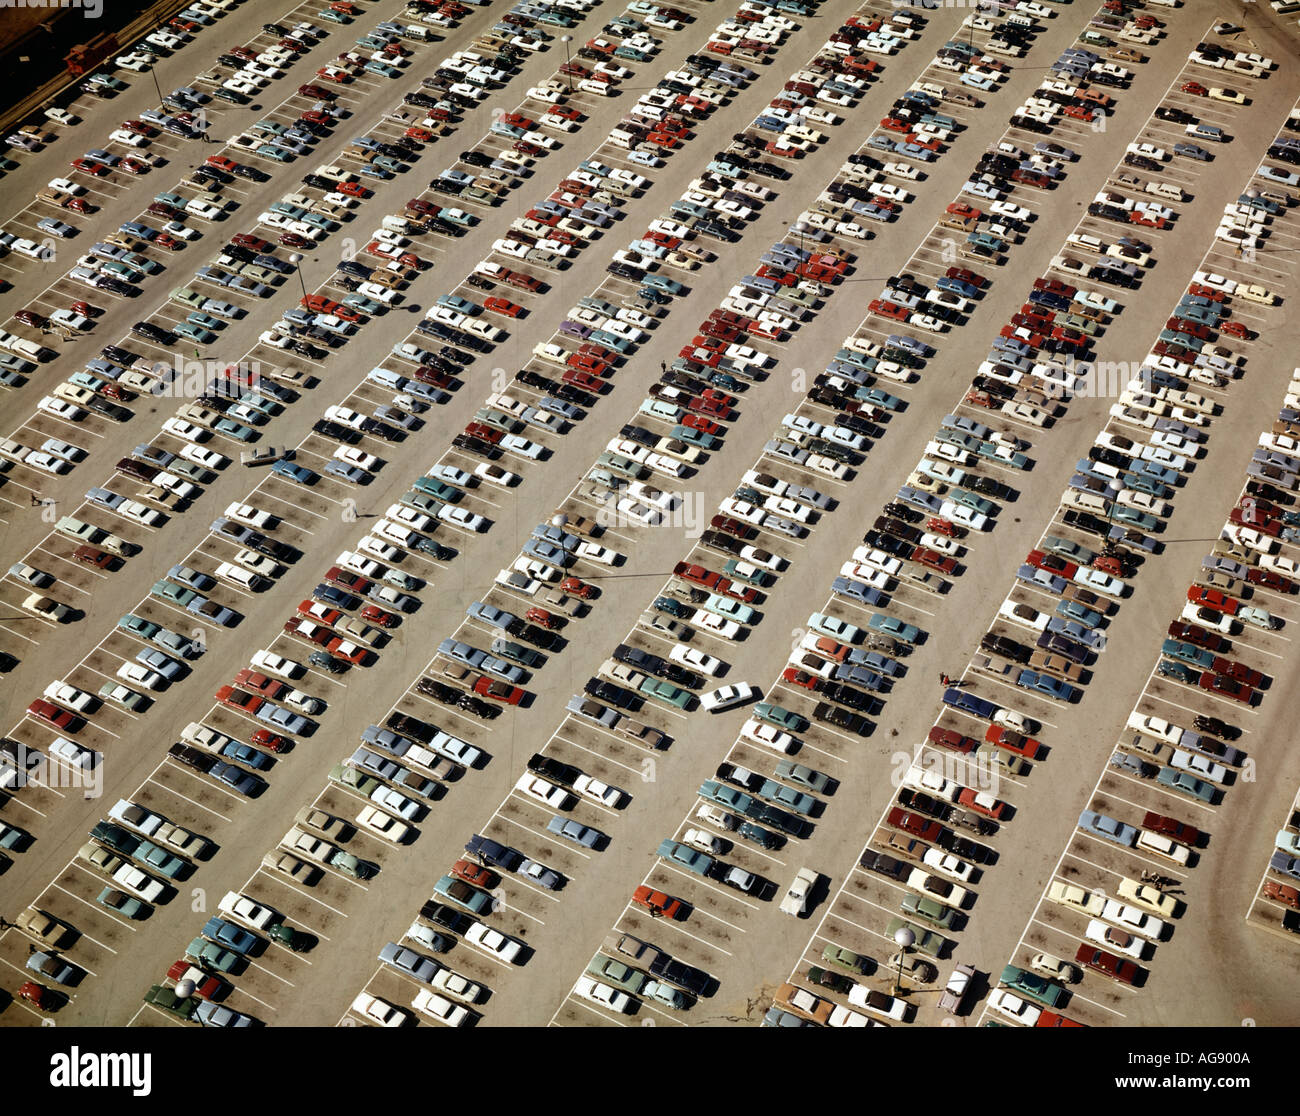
xmin=272 ymin=460 xmax=318 ymax=485
xmin=867 ymin=613 xmax=919 ymax=643
xmin=1173 ymin=143 xmax=1211 ymax=161
xmin=1016 ymin=669 xmax=1076 ymax=702
xmin=201 ymin=916 xmax=258 ymax=954
xmin=831 ymin=575 xmax=885 ymax=607
xmin=942 ymin=687 xmax=998 ymax=719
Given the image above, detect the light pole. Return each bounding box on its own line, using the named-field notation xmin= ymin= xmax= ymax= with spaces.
xmin=560 ymin=35 xmax=573 ymax=92
xmin=289 ymin=253 xmax=308 ymax=301
xmin=892 ymin=925 xmax=915 ymax=996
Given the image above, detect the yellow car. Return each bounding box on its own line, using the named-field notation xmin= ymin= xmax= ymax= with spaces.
xmin=1236 ymin=282 xmax=1275 ymax=305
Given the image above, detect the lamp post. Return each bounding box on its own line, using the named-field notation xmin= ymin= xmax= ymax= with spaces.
xmin=892 ymin=925 xmax=915 ymax=996
xmin=560 ymin=35 xmax=573 ymax=92
xmin=289 ymin=253 xmax=308 ymax=301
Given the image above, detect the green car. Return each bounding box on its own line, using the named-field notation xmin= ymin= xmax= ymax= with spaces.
xmin=886 ymin=917 xmax=945 ymax=957
xmin=821 ymin=943 xmax=871 ymax=973
xmin=170 ymin=286 xmax=206 ymax=308
xmin=640 ymin=677 xmax=691 ymax=708
xmin=902 ymin=893 xmax=957 ymax=929
xmin=1156 ymin=766 xmax=1216 ymax=803
xmin=949 ymin=488 xmax=995 ymax=515
xmin=118 ymin=612 xmax=161 ymax=639
xmin=1112 ymin=504 xmax=1157 ymax=531
xmin=100 ymin=260 xmax=143 ymax=282
xmin=1000 ymin=964 xmax=1067 ymax=1008
xmin=144 ymin=984 xmax=198 ymax=1020
xmin=329 ymin=763 xmax=380 ymax=796
xmin=753 ymin=702 xmax=808 ymax=732
xmin=587 ymin=954 xmax=648 ymax=994
xmin=657 ymin=838 xmax=713 ymax=875
xmin=151 ymin=580 xmax=197 ymax=607
xmin=723 ymin=559 xmax=770 ymax=587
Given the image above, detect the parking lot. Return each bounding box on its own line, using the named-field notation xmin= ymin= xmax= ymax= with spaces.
xmin=2 ymin=0 xmax=1300 ymax=1032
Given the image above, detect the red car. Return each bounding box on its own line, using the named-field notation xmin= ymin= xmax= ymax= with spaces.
xmin=947 ymin=266 xmax=987 ymax=288
xmin=1063 ymin=104 xmax=1094 ymax=122
xmin=251 ymin=728 xmax=290 ymax=753
xmin=1128 ymin=210 xmax=1167 ymax=229
xmin=1142 ymin=810 xmax=1199 ymax=845
xmin=1167 ymin=318 xmax=1212 ymax=341
xmin=710 ymin=515 xmax=751 ymax=539
xmin=957 ymin=787 xmax=1006 ymax=819
xmin=562 ymin=368 xmax=603 ymax=391
xmin=1012 ymin=311 xmax=1054 ymax=333
xmin=284 ymin=617 xmax=334 ymax=646
xmin=233 ymin=669 xmax=288 ymax=699
xmin=1034 ymin=277 xmax=1076 ymax=297
xmin=74 ymin=544 xmax=113 ymax=568
xmin=912 ymin=547 xmax=957 ymax=573
xmin=119 ymin=157 xmax=149 ymax=176
xmin=782 ymin=667 xmax=822 ymax=690
xmin=1219 ymin=320 xmax=1250 ymax=340
xmin=869 ymin=299 xmax=910 ymax=321
xmin=984 ymin=724 xmax=1041 ymax=759
xmin=1198 ymin=672 xmax=1253 ymax=703
xmin=216 ymin=686 xmax=263 ymax=715
xmin=927 ymin=726 xmax=976 ymax=753
xmin=361 ymin=605 xmax=398 ymax=627
xmin=525 ymin=606 xmax=557 ymax=629
xmin=1210 ymin=657 xmax=1263 ymax=686
xmin=27 ymin=699 xmax=78 ymax=731
xmin=559 ymin=61 xmax=590 ymax=77
xmin=887 ymin=806 xmax=943 ymax=842
xmin=632 ymin=885 xmax=683 ymax=919
xmin=1187 ymin=282 xmax=1224 ymax=302
xmin=1181 ymin=81 xmax=1208 ymax=96
xmin=559 ymin=576 xmax=596 ymax=599
xmin=1075 ymin=944 xmax=1140 ymax=985
xmin=70 ymin=158 xmax=108 ymax=176
xmin=688 ymin=395 xmax=730 ymax=419
xmin=674 ymin=562 xmax=723 ymax=588
xmin=1165 ymin=620 xmax=1223 ymax=651
xmin=278 ymin=232 xmax=314 ymax=249
xmin=1187 ymin=585 xmax=1238 ymax=614
xmin=504 ymin=271 xmax=543 ymax=293
xmin=232 ymin=233 xmax=272 ymax=252
xmin=880 ymin=116 xmax=912 ymax=133
xmin=297 ymin=84 xmax=336 ymax=100
xmin=474 ymin=677 xmax=524 ymax=704
xmin=298 ymin=600 xmax=342 ymax=625
xmin=18 ymin=981 xmax=56 ymax=1010
xmin=1026 ymin=549 xmax=1078 ymax=579
xmin=166 ymin=960 xmax=225 ymax=1000
xmin=450 ymin=858 xmax=497 ymax=888
xmin=947 ymin=201 xmax=982 ymax=221
xmin=682 ymin=413 xmax=724 ymax=436
xmin=1246 ymin=567 xmax=1292 ymax=593
xmin=230 ymin=46 xmax=257 ymax=61
xmin=926 ymin=516 xmax=963 ymax=538
xmin=463 ymin=422 xmax=502 ymax=444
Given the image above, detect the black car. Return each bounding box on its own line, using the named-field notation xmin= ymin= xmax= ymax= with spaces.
xmin=820 ymin=681 xmax=872 ymax=711
xmin=648 ymin=954 xmax=711 ymax=996
xmin=516 ymin=369 xmax=558 ymax=391
xmin=607 ymin=262 xmax=644 ymax=281
xmin=584 ymin=677 xmax=637 ymax=708
xmin=863 ymin=531 xmax=912 ymax=558
xmin=1037 ymin=631 xmax=1090 ymax=665
xmin=337 ymin=260 xmax=373 ymax=279
xmin=813 ymin=702 xmax=867 ymax=734
xmin=698 ymin=529 xmax=745 ymax=555
xmin=460 ymin=150 xmax=492 ymax=167
xmin=456 ymin=691 xmax=498 ymax=718
xmin=1155 ymin=105 xmax=1195 ymax=124
xmin=451 ymin=433 xmax=495 ymax=456
xmin=131 ymin=321 xmax=177 ymax=345
xmin=859 ymin=849 xmax=906 ymax=879
xmin=222 ymin=244 xmax=255 ymax=262
xmin=302 ymin=173 xmax=336 ymax=190
xmin=527 ymin=752 xmax=581 ymax=786
xmin=309 ymin=650 xmax=349 ymax=673
xmin=313 ymin=419 xmax=361 ymax=444
xmin=619 ymin=423 xmax=659 ymax=448
xmin=465 ymin=833 xmax=524 ymax=871
xmin=419 ymin=900 xmax=470 ymax=935
xmin=169 ymin=742 xmax=212 ymax=772
xmin=942 ymin=833 xmax=993 ymax=863
xmin=897 ymin=787 xmax=949 ymax=820
xmin=754 ymin=803 xmax=810 ymax=838
xmin=981 ymin=632 xmax=1032 ymax=663
xmin=517 ymin=623 xmax=558 ymax=650
xmin=613 ymin=643 xmax=662 ymax=672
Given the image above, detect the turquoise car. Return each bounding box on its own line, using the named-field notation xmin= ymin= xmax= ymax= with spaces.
xmin=1000 ymin=965 xmax=1067 ymax=1007
xmin=187 ymin=311 xmax=223 ymax=331
xmin=1112 ymin=504 xmax=1157 ymax=531
xmin=656 ymin=839 xmax=713 ymax=875
xmin=640 ymin=677 xmax=692 ymax=708
xmin=671 ymin=425 xmax=719 ymax=449
xmin=319 ymin=7 xmax=351 ymax=21
xmin=151 ymin=580 xmax=196 ymax=607
xmin=433 ymin=874 xmax=494 ymax=913
xmin=1156 ymin=766 xmax=1216 ymax=803
xmin=949 ymin=488 xmax=995 ymax=515
xmin=119 ymin=612 xmax=161 ymax=639
xmin=753 ymin=702 xmax=808 ymax=732
xmin=642 ymin=274 xmax=685 ymax=295
xmin=256 ymin=145 xmax=293 ymax=162
xmin=808 ymin=611 xmax=861 ymax=642
xmin=868 ymin=613 xmax=919 ymax=643
xmin=214 ymin=418 xmax=256 ymax=441
xmin=365 ymin=60 xmax=401 ymax=78
xmin=174 ymin=322 xmax=216 ymax=344
xmin=701 ymin=595 xmax=754 ymax=624
xmin=1056 ymin=600 xmax=1104 ymax=629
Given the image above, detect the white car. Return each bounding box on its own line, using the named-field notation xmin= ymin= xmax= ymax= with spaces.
xmin=575 ymin=975 xmax=632 ymax=1013
xmin=692 ymin=611 xmax=740 ymax=640
xmin=516 ymin=773 xmax=573 ymax=809
xmin=116 ymin=662 xmax=165 ymax=691
xmin=439 ymin=505 xmax=487 ymax=531
xmin=411 ymin=989 xmax=469 ymax=1027
xmin=250 ymin=650 xmax=304 ymax=680
xmin=740 ymin=717 xmax=797 ymax=754
xmin=355 ymin=805 xmax=409 ymax=843
xmin=573 ymin=773 xmax=623 ymax=808
xmin=922 ymin=846 xmax=976 ymax=883
xmin=670 ymin=644 xmax=724 ymax=676
xmin=351 ymin=992 xmax=407 ymax=1027
xmin=698 ymin=683 xmax=757 ymax=712
xmin=988 ymin=988 xmax=1041 ymax=1025
xmin=1085 ymin=918 xmax=1145 ymax=959
xmin=44 ymin=680 xmax=97 ymax=713
xmin=463 ymin=920 xmax=522 ymax=962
